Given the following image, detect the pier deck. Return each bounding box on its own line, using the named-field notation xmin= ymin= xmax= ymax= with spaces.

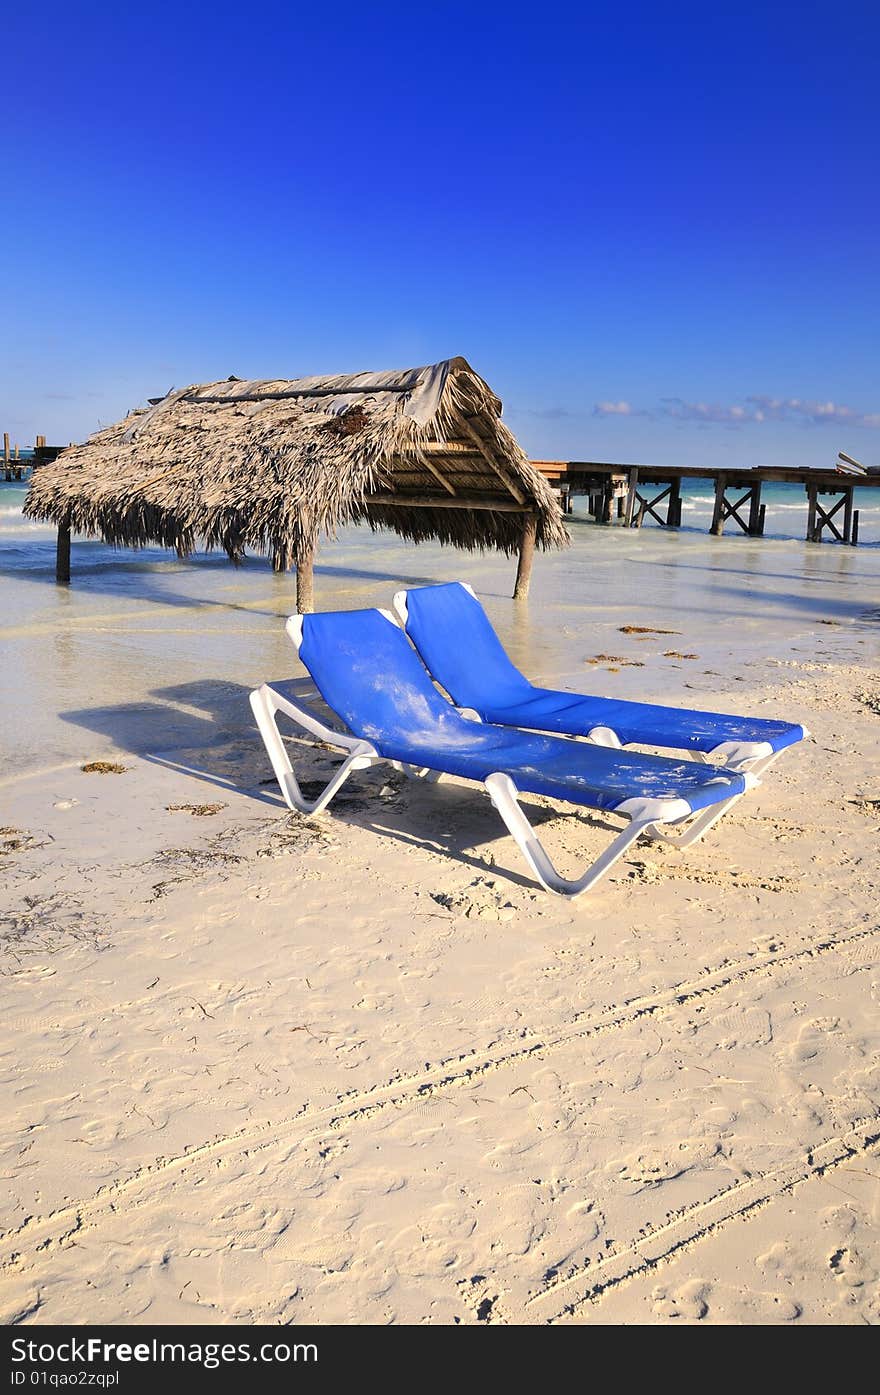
xmin=533 ymin=460 xmax=878 ymax=545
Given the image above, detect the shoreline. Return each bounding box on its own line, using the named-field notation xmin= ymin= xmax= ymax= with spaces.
xmin=2 ymin=508 xmax=879 ymax=781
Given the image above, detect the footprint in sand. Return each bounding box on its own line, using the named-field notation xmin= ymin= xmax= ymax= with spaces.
xmin=711 ymin=1006 xmax=773 ymax=1049
xmin=565 ymin=1200 xmax=603 ymax=1244
xmin=788 ymin=1016 xmax=842 ymax=1066
xmin=615 ymin=1134 xmax=722 ymax=1191
xmin=430 ymin=877 xmax=519 ymax=921
xmin=842 ymin=935 xmax=880 ymax=967
xmin=652 ymin=1280 xmax=710 ymax=1320
xmin=828 ymin=1246 xmax=872 ymax=1289
xmin=455 ymin=1274 xmax=502 ymax=1324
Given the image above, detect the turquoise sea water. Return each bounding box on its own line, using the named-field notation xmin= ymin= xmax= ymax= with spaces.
xmin=675 ymin=476 xmax=880 ymax=542
xmin=4 ymin=475 xmax=880 ymax=549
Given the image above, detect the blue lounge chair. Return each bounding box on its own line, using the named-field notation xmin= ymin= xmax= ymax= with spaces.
xmin=393 ymin=582 xmax=806 ymax=848
xmin=250 ymin=608 xmax=755 ymax=898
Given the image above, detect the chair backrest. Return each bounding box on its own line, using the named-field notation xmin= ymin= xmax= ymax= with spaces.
xmin=298 ymin=608 xmax=456 ymax=747
xmin=402 ymin=582 xmax=533 ymax=711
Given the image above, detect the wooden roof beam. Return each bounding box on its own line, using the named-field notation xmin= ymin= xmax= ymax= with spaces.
xmin=458 ymin=419 xmax=527 ymax=504
xmin=420 ymin=441 xmax=483 ymax=455
xmin=363 ymin=493 xmax=530 ymax=513
xmin=411 ymin=454 xmax=457 ymax=496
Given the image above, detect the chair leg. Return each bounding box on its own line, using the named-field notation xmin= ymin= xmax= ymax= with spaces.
xmin=644 ymin=753 xmax=773 ymax=848
xmin=484 ymin=773 xmax=654 ymax=898
xmin=393 ymin=762 xmax=443 ymax=783
xmin=643 ymin=792 xmax=745 ymax=847
xmin=249 ymin=687 xmax=377 ymax=814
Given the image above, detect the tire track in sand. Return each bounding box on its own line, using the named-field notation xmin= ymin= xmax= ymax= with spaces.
xmin=524 ymin=1113 xmax=880 ymax=1323
xmin=1 ymin=920 xmax=877 ymax=1273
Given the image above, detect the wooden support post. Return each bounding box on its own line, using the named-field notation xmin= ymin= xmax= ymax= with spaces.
xmin=668 ymin=478 xmax=681 ymax=527
xmin=513 ymin=512 xmax=537 ymax=600
xmin=601 ymin=481 xmax=613 ymax=524
xmin=747 ymin=482 xmax=763 ymax=535
xmin=632 ymin=484 xmax=672 ymax=527
xmin=758 ymin=503 xmax=766 ymax=536
xmin=3 ymin=432 xmax=8 ymax=464
xmin=812 ymin=490 xmax=848 ymax=543
xmin=616 ymin=495 xmax=625 ymax=519
xmin=624 ymin=467 xmax=639 ymax=527
xmin=843 ymin=487 xmax=854 ymax=543
xmin=710 ymin=474 xmax=727 ymax=536
xmin=852 ymin=510 xmax=860 ymax=545
xmin=295 ymin=542 xmax=315 ymax=614
xmin=56 ymin=523 xmax=71 ymax=584
xmin=806 ymin=484 xmax=818 ymax=542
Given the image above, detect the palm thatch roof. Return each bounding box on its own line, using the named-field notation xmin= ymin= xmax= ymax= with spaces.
xmin=25 ymin=359 xmax=569 ymax=575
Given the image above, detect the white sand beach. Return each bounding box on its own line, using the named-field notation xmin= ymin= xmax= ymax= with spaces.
xmin=1 ymin=508 xmax=879 ymax=1325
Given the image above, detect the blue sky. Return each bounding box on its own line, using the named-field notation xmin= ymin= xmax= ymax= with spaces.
xmin=2 ymin=1 xmax=878 ymax=467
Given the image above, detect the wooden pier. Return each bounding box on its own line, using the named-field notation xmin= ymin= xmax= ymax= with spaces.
xmin=3 ymin=432 xmax=28 ymax=480
xmin=533 ymin=460 xmax=877 ymax=545
xmin=2 ymin=433 xmax=65 ymax=481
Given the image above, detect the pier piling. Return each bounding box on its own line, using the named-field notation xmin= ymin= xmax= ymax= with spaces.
xmin=626 ymin=479 xmax=680 ymax=528
xmin=623 ymin=467 xmax=639 ymax=527
xmin=806 ymin=483 xmax=856 ymax=543
xmin=710 ymin=474 xmax=727 ymax=535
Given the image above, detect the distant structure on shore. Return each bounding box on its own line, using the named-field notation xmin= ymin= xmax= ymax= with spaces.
xmin=3 ymin=434 xmax=65 ymax=481
xmin=23 ymin=359 xmax=568 ymax=608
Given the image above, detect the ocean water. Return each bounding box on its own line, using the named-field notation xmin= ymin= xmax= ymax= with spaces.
xmin=675 ymin=476 xmax=880 ymax=542
xmin=5 ymin=475 xmax=880 ymax=546
xmin=1 ymin=476 xmax=878 ymax=783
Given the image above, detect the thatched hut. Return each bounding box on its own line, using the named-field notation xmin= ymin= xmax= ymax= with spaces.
xmin=25 ymin=357 xmax=568 ymax=610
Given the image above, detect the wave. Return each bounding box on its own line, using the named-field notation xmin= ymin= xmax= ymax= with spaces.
xmin=681 ymin=497 xmax=880 ymax=517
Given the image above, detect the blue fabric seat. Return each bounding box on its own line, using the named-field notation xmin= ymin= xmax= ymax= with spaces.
xmin=298 ymin=608 xmax=746 ymax=817
xmin=251 ymin=606 xmax=781 ymax=898
xmin=398 ymin=582 xmax=804 ymax=756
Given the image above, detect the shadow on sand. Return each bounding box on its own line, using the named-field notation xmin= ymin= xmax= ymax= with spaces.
xmin=59 ymin=675 xmax=617 ymax=891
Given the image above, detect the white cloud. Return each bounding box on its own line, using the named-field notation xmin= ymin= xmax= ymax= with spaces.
xmin=661 ymin=398 xmax=747 ymax=425
xmin=599 ymin=393 xmax=880 ymax=429
xmin=507 ymin=405 xmax=582 ymax=421
xmin=746 ymin=395 xmax=877 ymax=427
xmin=555 ymin=392 xmax=880 ymax=431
